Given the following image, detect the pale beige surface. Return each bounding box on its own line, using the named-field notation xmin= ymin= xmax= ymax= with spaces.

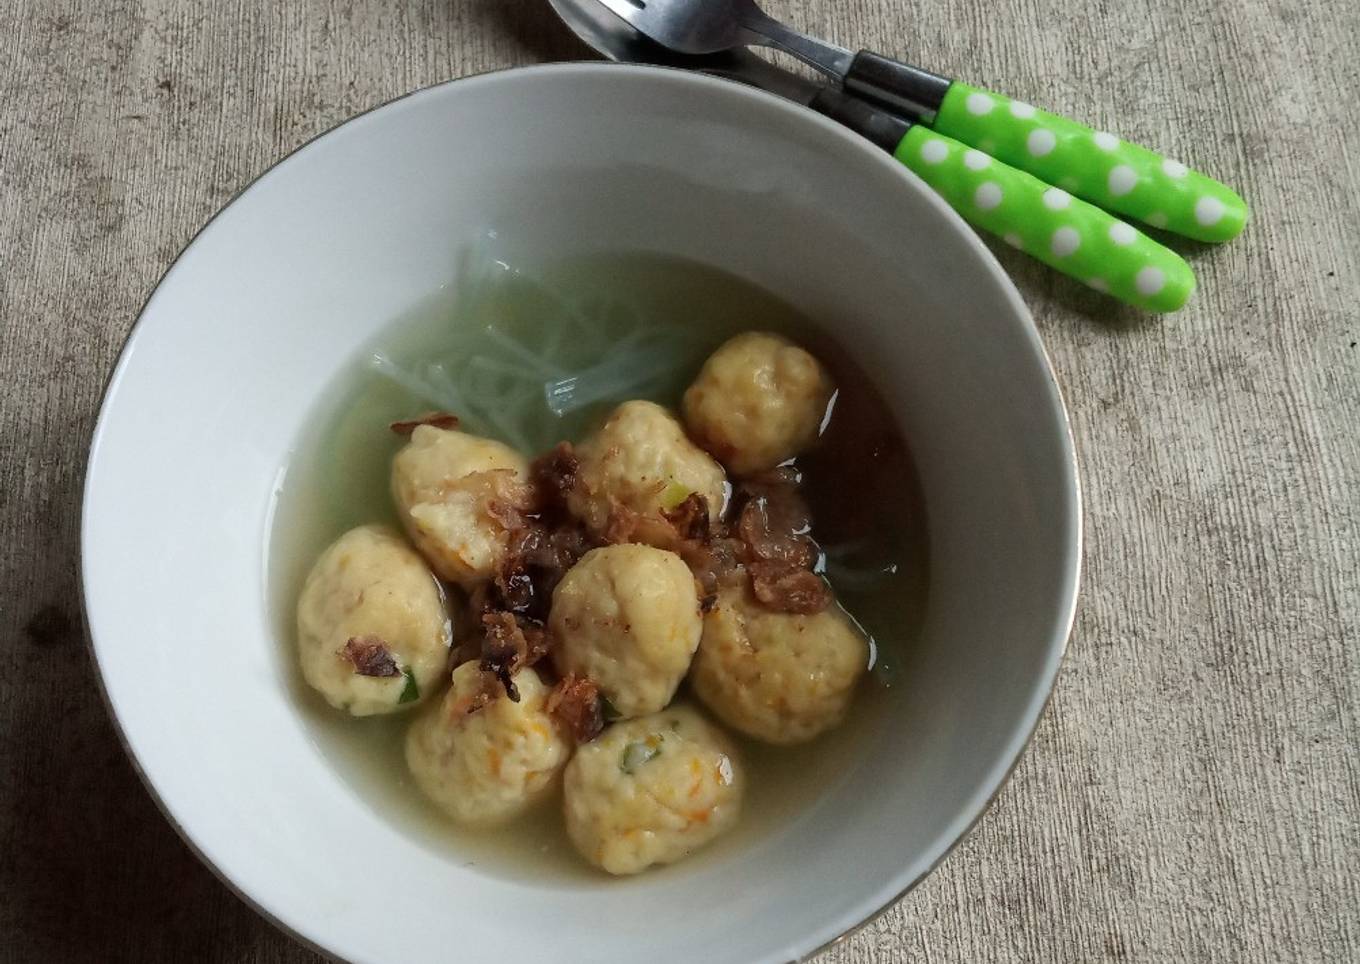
xmin=1 ymin=0 xmax=1356 ymax=960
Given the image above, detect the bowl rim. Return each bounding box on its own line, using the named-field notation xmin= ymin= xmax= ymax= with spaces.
xmin=80 ymin=60 xmax=1082 ymax=964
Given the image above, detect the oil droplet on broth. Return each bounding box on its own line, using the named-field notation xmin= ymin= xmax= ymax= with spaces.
xmin=267 ymin=250 xmax=929 ymax=881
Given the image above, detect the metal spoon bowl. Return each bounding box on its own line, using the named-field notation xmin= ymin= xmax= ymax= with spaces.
xmin=588 ymin=0 xmax=855 ymax=77
xmin=548 ymin=0 xmax=820 ymax=100
xmin=547 ymin=0 xmax=664 ymax=64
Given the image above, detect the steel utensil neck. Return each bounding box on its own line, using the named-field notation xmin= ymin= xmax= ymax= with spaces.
xmin=740 ymin=9 xmax=855 ymax=78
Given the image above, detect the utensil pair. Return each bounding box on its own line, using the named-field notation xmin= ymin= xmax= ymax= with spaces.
xmin=553 ymin=0 xmax=1249 ymax=312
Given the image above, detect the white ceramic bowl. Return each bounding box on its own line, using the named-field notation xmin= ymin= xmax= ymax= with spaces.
xmin=82 ymin=64 xmax=1079 ymax=964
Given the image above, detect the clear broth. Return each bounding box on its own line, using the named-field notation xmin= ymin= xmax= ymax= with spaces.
xmin=268 ymin=251 xmax=929 ymax=881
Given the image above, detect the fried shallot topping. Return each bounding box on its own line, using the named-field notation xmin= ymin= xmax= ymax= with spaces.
xmin=749 ymin=562 xmax=833 ymax=615
xmin=735 ymin=469 xmax=816 ymax=570
xmin=675 ymin=532 xmax=745 ymax=601
xmin=590 ymin=472 xmax=829 ymax=615
xmin=461 ymin=469 xmax=536 ymax=533
xmin=600 ymin=499 xmax=678 ymax=548
xmin=600 ymin=501 xmax=638 ymax=545
xmin=471 ymin=438 xmax=832 ymax=680
xmin=446 ymin=670 xmax=501 ymax=718
xmin=338 ymin=636 xmax=401 ymax=677
xmin=546 ymin=673 xmax=605 ymax=744
xmin=724 ymin=468 xmax=831 ymax=614
xmin=478 ymin=612 xmax=551 ymax=702
xmin=661 ymin=492 xmax=711 ymax=542
xmin=601 ymin=493 xmax=712 ymax=554
xmin=493 ymin=521 xmax=593 ymax=623
xmin=458 ymin=452 xmax=601 ymax=705
xmin=530 ymin=442 xmax=580 ymax=513
xmin=388 ymin=411 xmax=461 ymax=435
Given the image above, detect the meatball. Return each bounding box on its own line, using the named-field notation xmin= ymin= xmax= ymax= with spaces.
xmin=550 ymin=545 xmax=703 ymax=719
xmin=391 ymin=425 xmax=533 ymax=587
xmin=682 ymin=332 xmax=834 ymax=476
xmin=691 ymin=583 xmax=868 ymax=744
xmin=568 ymin=400 xmax=727 ymax=539
xmin=405 ymin=662 xmax=571 ymax=826
xmin=296 ymin=525 xmax=452 ymax=716
xmin=564 ymin=706 xmax=743 ymax=875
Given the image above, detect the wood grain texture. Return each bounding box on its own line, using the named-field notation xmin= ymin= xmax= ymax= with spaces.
xmin=1 ymin=0 xmax=1355 ymax=960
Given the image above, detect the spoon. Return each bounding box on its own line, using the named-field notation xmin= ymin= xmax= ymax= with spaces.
xmin=590 ymin=0 xmax=1248 ymax=243
xmin=546 ymin=0 xmax=803 ymax=92
xmin=549 ymin=0 xmax=1197 ymax=312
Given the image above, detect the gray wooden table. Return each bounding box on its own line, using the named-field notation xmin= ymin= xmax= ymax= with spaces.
xmin=2 ymin=0 xmax=1356 ymax=960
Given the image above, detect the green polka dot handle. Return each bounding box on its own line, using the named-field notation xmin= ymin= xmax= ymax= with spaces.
xmin=932 ymin=83 xmax=1248 ymax=243
xmin=896 ymin=126 xmax=1196 ymax=312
